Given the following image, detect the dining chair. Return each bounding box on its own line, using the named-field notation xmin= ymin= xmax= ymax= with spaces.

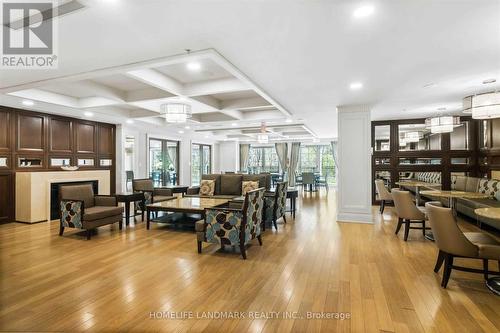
xmin=426 ymin=203 xmax=500 ymax=288
xmin=375 ymin=179 xmax=392 ymax=213
xmin=302 ymin=172 xmax=316 ymax=192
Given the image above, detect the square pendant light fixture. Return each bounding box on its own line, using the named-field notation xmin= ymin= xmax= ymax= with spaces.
xmin=161 ymin=103 xmax=192 ymax=123
xmin=463 ymin=92 xmax=500 ymax=119
xmin=425 ymin=115 xmax=460 ymax=134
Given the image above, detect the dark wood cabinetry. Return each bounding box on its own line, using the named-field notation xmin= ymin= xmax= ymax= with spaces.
xmin=0 ymin=106 xmax=116 ymax=223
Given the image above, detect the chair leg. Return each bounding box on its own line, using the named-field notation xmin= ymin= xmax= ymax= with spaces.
xmin=403 ymin=220 xmax=410 ymax=241
xmin=434 ymin=250 xmax=445 ymax=273
xmin=442 ymin=254 xmax=454 ymax=288
xmin=422 ymin=220 xmax=426 ymax=237
xmin=257 ymin=234 xmax=263 ymax=246
xmin=240 ymin=244 xmax=247 ymax=260
xmin=119 ymin=220 xmax=123 ymax=230
xmin=283 ymin=215 xmax=287 ymax=224
xmin=273 ymin=218 xmax=278 ymax=230
xmin=59 ymin=223 xmax=64 ymax=236
xmin=380 ymin=200 xmax=385 ymax=214
xmin=483 ymin=259 xmax=489 ymax=280
xmin=86 ymin=229 xmax=92 ymax=240
xmin=197 ymin=241 xmax=202 ymax=253
xmin=261 ymin=221 xmax=266 ymax=232
xmin=395 ymin=218 xmax=403 ymax=235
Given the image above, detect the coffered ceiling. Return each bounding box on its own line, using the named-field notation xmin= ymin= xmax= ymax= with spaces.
xmin=0 ymin=0 xmax=499 ymax=141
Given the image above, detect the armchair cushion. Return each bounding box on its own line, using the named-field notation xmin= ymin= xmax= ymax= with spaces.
xmin=204 ymin=208 xmax=243 ymax=246
xmin=200 ymin=179 xmax=215 ymax=196
xmin=95 ymin=195 xmax=117 ymax=206
xmin=220 ymin=174 xmax=243 ymax=195
xmin=60 ymin=184 xmax=94 ymax=208
xmin=242 ymin=181 xmax=259 ymax=195
xmin=84 ymin=206 xmax=123 ymax=221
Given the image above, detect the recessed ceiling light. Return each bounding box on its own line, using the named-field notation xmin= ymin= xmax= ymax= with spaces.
xmin=483 ymin=78 xmax=496 ymax=84
xmin=178 ymin=130 xmax=184 ymax=134
xmin=437 ymin=107 xmax=447 ymax=111
xmin=353 ymin=5 xmax=374 ymax=18
xmin=285 ymin=118 xmax=293 ymax=123
xmin=186 ymin=62 xmax=201 ymax=71
xmin=22 ymin=100 xmax=34 ymax=106
xmin=423 ymin=83 xmax=437 ymax=88
xmin=84 ymin=111 xmax=94 ymax=117
xmin=184 ymin=125 xmax=190 ymax=129
xmin=231 ymin=123 xmax=238 ymax=127
xmin=350 ymin=82 xmax=363 ymax=90
xmin=126 ymin=119 xmax=134 ymax=124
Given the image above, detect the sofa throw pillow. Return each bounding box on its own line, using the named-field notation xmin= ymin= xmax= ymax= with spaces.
xmin=242 ymin=181 xmax=259 ymax=195
xmin=199 ymin=179 xmax=215 ymax=196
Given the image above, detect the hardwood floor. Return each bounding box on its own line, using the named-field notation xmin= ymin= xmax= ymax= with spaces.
xmin=0 ymin=190 xmax=499 ymax=332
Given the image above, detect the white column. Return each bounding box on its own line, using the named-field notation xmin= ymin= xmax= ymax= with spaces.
xmin=336 ymin=105 xmax=373 ymax=224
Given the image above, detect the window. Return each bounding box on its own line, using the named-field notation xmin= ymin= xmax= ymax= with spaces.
xmin=298 ymin=145 xmax=336 ymax=184
xmin=247 ymin=146 xmax=280 ymax=173
xmin=148 ymin=138 xmax=179 ymax=186
xmin=191 ymin=144 xmax=211 ymax=185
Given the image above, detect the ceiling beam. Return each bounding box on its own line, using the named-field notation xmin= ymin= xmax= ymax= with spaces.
xmin=126 ymin=69 xmax=184 ymax=96
xmin=221 ymin=96 xmax=272 ymax=110
xmin=183 ymin=77 xmax=249 ymax=97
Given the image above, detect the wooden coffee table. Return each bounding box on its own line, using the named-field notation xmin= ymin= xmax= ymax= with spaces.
xmin=146 ymin=197 xmax=229 ymax=229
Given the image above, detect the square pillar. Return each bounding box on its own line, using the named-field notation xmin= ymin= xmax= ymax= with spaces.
xmin=336 ymin=105 xmax=373 ymax=223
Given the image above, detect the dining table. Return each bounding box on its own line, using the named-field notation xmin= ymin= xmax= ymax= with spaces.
xmin=419 ymin=190 xmax=490 ymax=241
xmin=474 ymin=207 xmax=500 ymax=296
xmin=395 ymin=181 xmax=440 ymax=206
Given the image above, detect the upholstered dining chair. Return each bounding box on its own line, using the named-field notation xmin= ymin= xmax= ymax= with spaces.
xmin=263 ymin=182 xmax=288 ymax=231
xmin=59 ymin=184 xmax=123 ymax=240
xmin=392 ymin=189 xmax=441 ymax=241
xmin=426 ymin=204 xmax=500 ymax=288
xmin=195 ymin=188 xmax=265 ymax=259
xmin=302 ymin=172 xmax=315 ymax=192
xmin=375 ymin=179 xmax=393 ymax=213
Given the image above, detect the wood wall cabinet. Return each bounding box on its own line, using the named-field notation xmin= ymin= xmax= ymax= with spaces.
xmin=16 ymin=113 xmax=44 ymax=153
xmin=49 ymin=117 xmax=73 ymax=153
xmin=75 ymin=122 xmax=96 ymax=154
xmin=0 ymin=106 xmax=116 ymax=223
xmin=0 ymin=172 xmax=13 ymax=223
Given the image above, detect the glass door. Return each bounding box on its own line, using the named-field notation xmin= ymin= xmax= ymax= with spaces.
xmin=191 ymin=144 xmax=211 ymax=185
xmin=149 ymin=138 xmax=179 ymax=186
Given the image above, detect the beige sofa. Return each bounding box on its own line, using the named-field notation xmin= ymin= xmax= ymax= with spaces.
xmin=186 ymin=173 xmax=272 ymax=199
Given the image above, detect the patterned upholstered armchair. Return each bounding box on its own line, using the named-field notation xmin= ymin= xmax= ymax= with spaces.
xmin=59 ymin=184 xmax=123 ymax=240
xmin=132 ymin=179 xmax=174 ymax=212
xmin=195 ymin=188 xmax=265 ymax=259
xmin=263 ymin=182 xmax=288 ymax=230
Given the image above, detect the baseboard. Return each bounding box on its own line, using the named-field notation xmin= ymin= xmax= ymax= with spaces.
xmin=336 ymin=212 xmax=373 ymax=224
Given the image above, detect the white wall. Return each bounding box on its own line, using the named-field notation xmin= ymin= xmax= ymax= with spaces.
xmin=115 ymin=124 xmax=218 ymax=192
xmin=336 ymin=105 xmax=372 ymax=224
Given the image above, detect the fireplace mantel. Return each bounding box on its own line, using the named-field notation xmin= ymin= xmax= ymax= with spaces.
xmin=15 ymin=170 xmax=111 ymax=223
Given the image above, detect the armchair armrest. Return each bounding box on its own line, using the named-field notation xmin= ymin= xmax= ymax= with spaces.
xmin=60 ymin=199 xmax=84 ymax=229
xmin=187 ymin=186 xmax=200 ymax=195
xmin=154 ymin=188 xmax=173 ymax=196
xmin=95 ymin=195 xmax=117 ymax=207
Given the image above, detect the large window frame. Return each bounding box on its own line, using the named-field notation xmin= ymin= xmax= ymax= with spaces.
xmin=191 ymin=143 xmax=212 ymax=186
xmin=148 ymin=138 xmax=180 ymax=186
xmin=298 ymin=144 xmax=336 ymax=184
xmin=247 ymin=146 xmax=280 ymax=174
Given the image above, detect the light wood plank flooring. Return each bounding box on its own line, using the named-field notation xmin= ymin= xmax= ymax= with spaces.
xmin=0 ymin=190 xmax=499 ymax=332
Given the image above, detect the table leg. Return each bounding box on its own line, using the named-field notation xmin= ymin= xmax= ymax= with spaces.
xmin=292 ymin=196 xmax=296 ymax=219
xmin=415 ymin=186 xmax=420 ymax=206
xmin=141 ymin=198 xmax=145 ymax=221
xmin=146 ymin=208 xmax=151 ymax=230
xmin=450 ymin=197 xmax=457 ymax=217
xmin=125 ymin=199 xmax=131 ymax=226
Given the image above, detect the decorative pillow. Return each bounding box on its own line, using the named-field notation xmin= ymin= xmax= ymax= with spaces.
xmin=199 ymin=180 xmax=215 ymax=196
xmin=242 ymin=181 xmax=259 ymax=195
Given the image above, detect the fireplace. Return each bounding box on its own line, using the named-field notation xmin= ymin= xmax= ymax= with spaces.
xmin=50 ymin=180 xmax=98 ymax=220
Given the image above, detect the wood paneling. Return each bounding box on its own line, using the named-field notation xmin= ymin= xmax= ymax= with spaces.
xmin=49 ymin=118 xmax=72 ymax=153
xmin=0 ymin=111 xmax=10 ymax=152
xmin=0 ymin=173 xmax=13 ymax=223
xmin=16 ymin=113 xmax=44 ymax=152
xmin=75 ymin=122 xmax=96 ymax=154
xmin=98 ymin=125 xmax=114 ymax=156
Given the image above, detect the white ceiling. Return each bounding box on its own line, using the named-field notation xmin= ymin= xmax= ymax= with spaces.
xmin=1 ymin=0 xmax=499 ymax=140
